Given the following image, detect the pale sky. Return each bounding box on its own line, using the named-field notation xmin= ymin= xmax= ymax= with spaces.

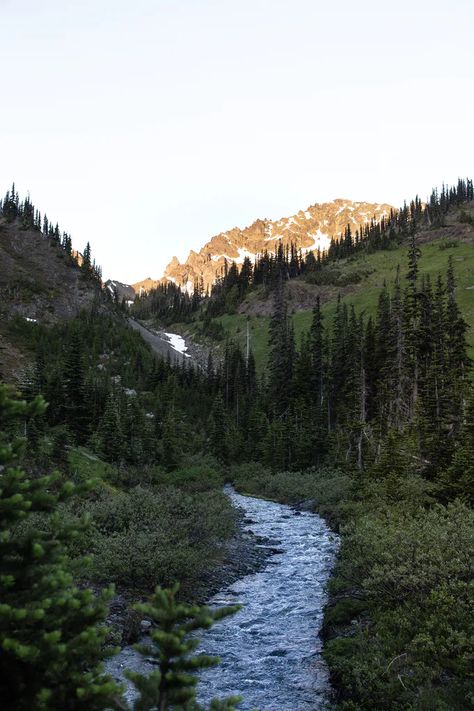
xmin=1 ymin=0 xmax=473 ymax=283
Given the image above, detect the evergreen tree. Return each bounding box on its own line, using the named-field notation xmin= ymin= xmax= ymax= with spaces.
xmin=0 ymin=385 xmax=122 ymax=710
xmin=161 ymin=408 xmax=183 ymax=469
xmin=267 ymin=278 xmax=293 ymax=414
xmin=81 ymin=242 xmax=92 ymax=276
xmin=445 ymin=256 xmax=470 ymax=428
xmin=443 ymin=391 xmax=474 ymax=502
xmin=208 ymin=392 xmax=228 ymax=462
xmin=126 ymin=585 xmax=241 ymax=711
xmin=405 ymin=233 xmax=421 ymax=414
xmin=62 ymin=329 xmax=89 ymax=442
xmin=98 ymin=390 xmax=123 ymax=461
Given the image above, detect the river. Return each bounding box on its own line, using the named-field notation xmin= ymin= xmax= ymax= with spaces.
xmin=106 ymin=487 xmax=339 ymax=710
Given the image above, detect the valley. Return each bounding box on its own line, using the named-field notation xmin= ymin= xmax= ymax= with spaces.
xmin=1 ymin=180 xmax=474 ymax=710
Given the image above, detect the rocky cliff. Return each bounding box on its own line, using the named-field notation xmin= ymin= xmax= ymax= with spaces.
xmin=142 ymin=198 xmax=394 ymax=293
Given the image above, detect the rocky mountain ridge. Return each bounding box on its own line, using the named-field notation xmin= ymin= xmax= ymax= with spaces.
xmin=0 ymin=217 xmax=104 ymax=380
xmin=133 ymin=198 xmax=394 ymax=295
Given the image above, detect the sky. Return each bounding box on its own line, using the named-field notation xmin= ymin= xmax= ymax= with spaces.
xmin=1 ymin=0 xmax=473 ymax=283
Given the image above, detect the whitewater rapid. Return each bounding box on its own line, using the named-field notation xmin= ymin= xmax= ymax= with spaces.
xmin=106 ymin=486 xmax=339 ymax=710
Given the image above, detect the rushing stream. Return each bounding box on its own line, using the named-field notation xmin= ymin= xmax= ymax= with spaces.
xmin=107 ymin=487 xmax=339 ymax=710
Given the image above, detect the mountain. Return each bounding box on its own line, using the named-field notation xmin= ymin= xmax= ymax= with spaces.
xmin=132 ymin=276 xmax=162 ymax=296
xmin=104 ymin=279 xmax=136 ymax=303
xmin=0 ymin=215 xmax=103 ymax=380
xmin=157 ymin=199 xmax=394 ymax=292
xmin=195 ymin=202 xmax=474 ymax=369
xmin=0 ymin=219 xmax=101 ymax=323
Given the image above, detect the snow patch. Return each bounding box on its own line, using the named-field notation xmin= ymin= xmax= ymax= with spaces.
xmin=25 ymin=317 xmax=37 ymax=323
xmin=237 ymin=248 xmax=255 ymax=263
xmin=211 ymin=249 xmax=255 ymax=265
xmin=307 ymin=229 xmax=331 ymax=252
xmin=164 ymin=333 xmax=191 ymax=358
xmin=211 ymin=253 xmax=237 ymax=262
xmin=283 ymin=217 xmax=297 ymax=230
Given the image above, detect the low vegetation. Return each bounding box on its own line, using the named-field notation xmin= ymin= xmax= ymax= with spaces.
xmin=325 ymin=500 xmax=474 ymax=710
xmin=2 ymin=183 xmax=474 ymax=709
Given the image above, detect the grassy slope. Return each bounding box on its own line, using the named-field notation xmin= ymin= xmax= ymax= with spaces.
xmin=202 ymin=232 xmax=474 ymax=370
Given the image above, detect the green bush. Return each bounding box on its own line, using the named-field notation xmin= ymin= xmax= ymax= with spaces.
xmin=152 ymin=457 xmax=225 ymax=492
xmin=230 ymin=464 xmax=353 ymax=527
xmin=75 ymin=485 xmax=236 ymax=594
xmin=305 ymin=265 xmax=372 ymax=287
xmin=459 ymin=209 xmax=474 ymax=225
xmin=325 ymin=500 xmax=474 ymax=709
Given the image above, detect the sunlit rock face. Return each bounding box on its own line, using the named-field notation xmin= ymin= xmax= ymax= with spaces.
xmin=140 ymin=199 xmax=392 ymax=294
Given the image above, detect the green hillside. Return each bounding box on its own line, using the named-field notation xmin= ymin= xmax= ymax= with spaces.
xmin=187 ymin=224 xmax=474 ymax=371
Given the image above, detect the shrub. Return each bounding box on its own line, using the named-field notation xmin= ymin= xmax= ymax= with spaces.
xmin=325 ymin=501 xmax=474 ymax=709
xmin=77 ymin=485 xmax=236 ymax=594
xmin=230 ymin=464 xmax=353 ymax=527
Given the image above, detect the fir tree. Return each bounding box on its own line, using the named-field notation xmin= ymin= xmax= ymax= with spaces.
xmin=0 ymin=385 xmax=122 ymax=710
xmin=62 ymin=329 xmax=89 ymax=442
xmin=267 ymin=278 xmax=293 ymax=414
xmin=127 ymin=586 xmax=241 ymax=710
xmin=98 ymin=390 xmax=123 ymax=461
xmin=208 ymin=392 xmax=228 ymax=462
xmin=443 ymin=391 xmax=474 ymax=502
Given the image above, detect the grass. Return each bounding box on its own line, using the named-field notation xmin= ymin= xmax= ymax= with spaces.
xmin=66 ymin=447 xmax=122 ymax=496
xmin=193 ymin=236 xmax=474 ymax=371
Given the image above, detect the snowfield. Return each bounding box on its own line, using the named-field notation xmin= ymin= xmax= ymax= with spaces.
xmin=164 ymin=332 xmax=191 ymax=357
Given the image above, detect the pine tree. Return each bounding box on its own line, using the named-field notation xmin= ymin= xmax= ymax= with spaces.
xmin=445 ymin=256 xmax=470 ymax=431
xmin=0 ymin=385 xmax=122 ymax=710
xmin=442 ymin=391 xmax=474 ymax=502
xmin=161 ymin=408 xmax=183 ymax=469
xmin=81 ymin=242 xmax=92 ymax=275
xmin=309 ymin=296 xmax=324 ymax=411
xmin=98 ymin=390 xmax=123 ymax=461
xmin=405 ymin=233 xmax=421 ymax=414
xmin=126 ymin=585 xmax=241 ymax=711
xmin=208 ymin=392 xmax=228 ymax=462
xmin=267 ymin=278 xmax=293 ymax=414
xmin=62 ymin=329 xmax=89 ymax=442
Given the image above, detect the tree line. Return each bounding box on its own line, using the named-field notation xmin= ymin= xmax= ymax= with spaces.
xmin=135 ymin=178 xmax=474 ymax=319
xmin=207 ymin=239 xmax=472 ymax=497
xmin=0 ymin=183 xmax=103 ymax=285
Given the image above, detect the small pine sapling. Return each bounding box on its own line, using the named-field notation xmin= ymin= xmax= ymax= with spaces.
xmin=126 ymin=585 xmax=242 ymax=711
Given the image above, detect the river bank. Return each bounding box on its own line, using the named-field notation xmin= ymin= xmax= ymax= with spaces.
xmin=230 ymin=464 xmax=474 ymax=709
xmin=106 ymin=486 xmax=338 ymax=710
xmin=104 ymin=498 xmax=277 ymax=647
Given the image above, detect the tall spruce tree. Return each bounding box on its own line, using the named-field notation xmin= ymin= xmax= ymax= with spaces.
xmin=62 ymin=329 xmax=89 ymax=442
xmin=443 ymin=391 xmax=474 ymax=502
xmin=267 ymin=278 xmax=293 ymax=414
xmin=0 ymin=385 xmax=122 ymax=710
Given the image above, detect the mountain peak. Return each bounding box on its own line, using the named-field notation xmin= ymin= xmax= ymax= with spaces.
xmin=154 ymin=198 xmax=393 ymax=293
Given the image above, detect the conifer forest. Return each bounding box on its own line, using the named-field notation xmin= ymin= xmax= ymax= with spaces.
xmin=1 ymin=179 xmax=474 ymax=710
